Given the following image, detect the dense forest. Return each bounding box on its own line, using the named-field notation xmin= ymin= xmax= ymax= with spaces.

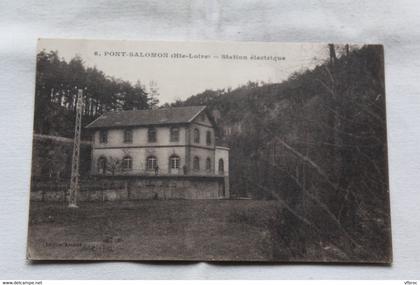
xmin=34 ymin=50 xmax=159 ymax=138
xmin=172 ymin=45 xmax=391 ymax=261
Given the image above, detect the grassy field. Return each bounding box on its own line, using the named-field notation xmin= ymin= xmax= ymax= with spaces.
xmin=27 ymin=200 xmax=286 ymax=261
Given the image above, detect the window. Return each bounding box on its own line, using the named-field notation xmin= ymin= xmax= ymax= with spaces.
xmin=193 ymin=156 xmax=200 ymax=171
xmin=148 ymin=127 xmax=156 ymax=142
xmin=99 ymin=130 xmax=108 ymax=144
xmin=122 ymin=156 xmax=132 ymax=171
xmin=206 ymin=157 xmax=211 ymax=171
xmin=218 ymin=158 xmax=224 ymax=174
xmin=97 ymin=156 xmax=107 ymax=174
xmin=146 ymin=156 xmax=157 ymax=170
xmin=123 ymin=129 xmax=133 ymax=143
xmin=170 ymin=155 xmax=180 ymax=169
xmin=170 ymin=127 xmax=179 ymax=142
xmin=206 ymin=131 xmax=212 ymax=145
xmin=193 ymin=128 xmax=200 ymax=143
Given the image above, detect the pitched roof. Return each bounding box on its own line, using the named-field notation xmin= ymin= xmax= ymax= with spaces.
xmin=85 ymin=106 xmax=206 ymax=129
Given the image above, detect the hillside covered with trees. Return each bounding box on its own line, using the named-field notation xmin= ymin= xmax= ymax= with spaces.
xmin=173 ymin=45 xmax=391 ymax=261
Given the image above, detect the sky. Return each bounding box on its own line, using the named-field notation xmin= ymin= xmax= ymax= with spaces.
xmin=38 ymin=39 xmax=329 ymax=104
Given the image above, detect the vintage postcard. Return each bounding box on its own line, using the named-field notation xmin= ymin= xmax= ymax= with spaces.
xmin=27 ymin=39 xmax=392 ymax=262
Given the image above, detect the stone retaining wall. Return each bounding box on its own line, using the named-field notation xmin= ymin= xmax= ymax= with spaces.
xmin=30 ymin=175 xmax=228 ymax=201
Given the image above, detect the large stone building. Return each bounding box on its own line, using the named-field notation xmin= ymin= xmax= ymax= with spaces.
xmin=85 ymin=106 xmax=229 ymax=199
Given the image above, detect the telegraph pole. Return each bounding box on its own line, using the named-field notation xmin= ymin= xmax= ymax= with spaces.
xmin=68 ymin=89 xmax=83 ymax=208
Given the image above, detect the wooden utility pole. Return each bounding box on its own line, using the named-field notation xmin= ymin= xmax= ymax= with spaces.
xmin=68 ymin=89 xmax=83 ymax=208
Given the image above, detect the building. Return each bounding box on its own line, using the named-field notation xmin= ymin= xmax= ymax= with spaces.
xmin=85 ymin=106 xmax=229 ymax=199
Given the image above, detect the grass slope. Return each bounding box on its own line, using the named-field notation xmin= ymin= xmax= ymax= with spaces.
xmin=28 ymin=200 xmax=282 ymax=261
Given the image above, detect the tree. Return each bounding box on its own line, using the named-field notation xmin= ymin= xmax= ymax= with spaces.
xmin=106 ymin=157 xmax=121 ymax=176
xmin=148 ymin=80 xmax=160 ymax=109
xmin=44 ymin=144 xmax=69 ymax=180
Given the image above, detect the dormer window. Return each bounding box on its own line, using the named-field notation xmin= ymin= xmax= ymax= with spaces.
xmin=123 ymin=129 xmax=133 ymax=143
xmin=170 ymin=127 xmax=179 ymax=142
xmin=148 ymin=127 xmax=157 ymax=142
xmin=99 ymin=130 xmax=108 ymax=144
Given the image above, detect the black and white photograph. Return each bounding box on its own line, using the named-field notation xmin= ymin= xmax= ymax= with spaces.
xmin=27 ymin=39 xmax=391 ymax=263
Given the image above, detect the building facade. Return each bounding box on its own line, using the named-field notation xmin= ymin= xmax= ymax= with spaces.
xmin=85 ymin=106 xmax=229 ymax=199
